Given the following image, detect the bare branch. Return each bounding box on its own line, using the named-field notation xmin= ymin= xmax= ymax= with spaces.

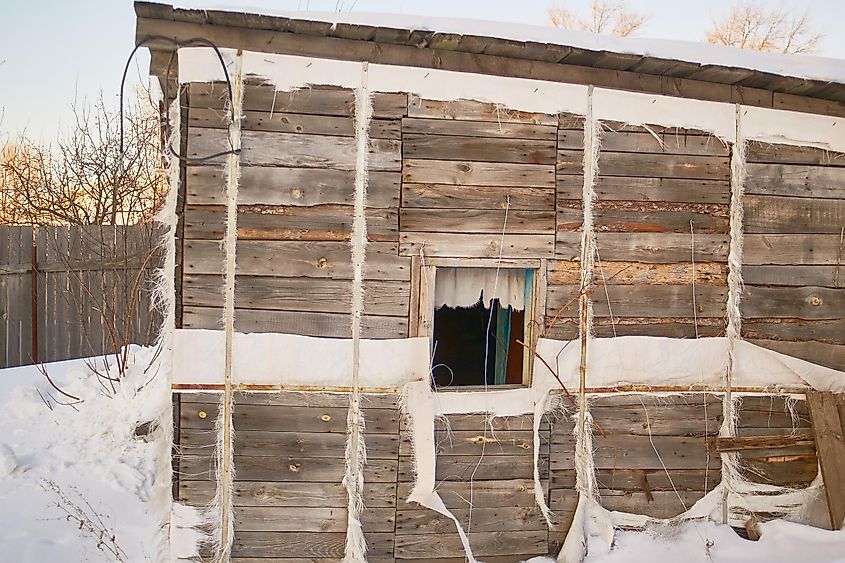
xmin=706 ymin=1 xmax=823 ymax=54
xmin=548 ymin=0 xmax=649 ymax=37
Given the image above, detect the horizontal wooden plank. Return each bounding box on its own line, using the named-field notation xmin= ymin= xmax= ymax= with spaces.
xmin=739 ymin=452 xmax=819 ymax=486
xmin=397 ymin=479 xmax=538 ymax=510
xmin=750 ymin=339 xmax=845 ymax=371
xmin=394 ymin=530 xmax=547 ymax=559
xmin=744 ymin=195 xmax=845 ymax=234
xmin=182 ymin=306 xmax=408 ymax=338
xmin=742 ymin=286 xmax=845 ymax=320
xmin=399 ymin=430 xmax=539 ymax=457
xmin=747 ymin=142 xmax=845 ymax=166
xmin=745 ymin=163 xmax=845 ymax=199
xmin=188 ymin=129 xmax=400 ymax=170
xmin=741 ymin=265 xmax=845 ymax=288
xmin=183 ymin=275 xmax=409 ymax=316
xmin=588 ymin=406 xmax=722 ymax=437
xmin=551 ymin=489 xmax=705 ymax=519
xmin=556 ymin=175 xmax=730 ymax=204
xmin=181 ymin=429 xmax=399 ymax=459
xmin=552 ymin=468 xmax=720 ymax=492
xmin=190 ymin=107 xmax=400 ymax=139
xmin=595 ymin=130 xmax=728 ymax=156
xmin=551 ymin=434 xmax=718 ymax=470
xmin=402 ymin=117 xmax=556 ymax=140
xmin=184 ymin=240 xmax=410 ymax=280
xmin=742 ymin=320 xmax=845 ymax=345
xmin=403 ymin=134 xmax=556 ymax=165
xmin=179 ymin=455 xmax=397 ymax=482
xmin=183 ymin=206 xmax=398 ymax=241
xmin=716 ymin=432 xmax=814 ymax=453
xmin=547 ymin=260 xmax=727 ymax=285
xmin=395 ymin=506 xmax=547 ymax=534
xmin=744 ymin=234 xmax=845 ymax=265
xmin=186 ymin=166 xmax=400 ymax=208
xmin=179 ymin=480 xmax=396 ymax=507
xmin=594 ymin=207 xmax=729 ymax=234
xmin=236 ymin=506 xmax=395 ymax=532
xmin=402 ymin=183 xmax=555 ymax=211
xmin=400 ymin=209 xmax=555 ymax=234
xmin=400 ymin=232 xmax=554 ymax=259
xmin=397 ymin=454 xmax=548 ymax=482
xmin=559 ymin=150 xmax=730 ymax=180
xmin=190 ymin=82 xmax=406 ymax=118
xmin=403 ymin=159 xmax=555 ymax=188
xmin=594 ymin=233 xmax=729 ymax=263
xmin=225 ymin=391 xmax=398 ymax=409
xmin=548 ymin=284 xmax=727 ymax=318
xmin=232 ymin=531 xmax=393 ymax=559
xmin=407 ymin=97 xmax=556 ymax=125
xmin=180 ymin=402 xmax=400 ymax=433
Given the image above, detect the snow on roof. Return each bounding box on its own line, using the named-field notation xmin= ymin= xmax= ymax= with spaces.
xmin=183 ymin=4 xmax=845 ymax=85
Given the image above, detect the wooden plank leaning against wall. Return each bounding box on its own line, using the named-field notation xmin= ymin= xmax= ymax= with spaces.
xmin=180 ymin=81 xmax=412 ymax=339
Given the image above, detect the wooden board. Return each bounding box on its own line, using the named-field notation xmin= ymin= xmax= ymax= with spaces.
xmin=188 ymin=129 xmax=401 ymax=170
xmin=183 ymin=240 xmax=410 ymax=280
xmin=547 ymin=284 xmax=727 ymax=318
xmin=593 ymin=233 xmax=729 ymax=263
xmin=403 ymin=159 xmax=555 ymax=188
xmin=399 ymin=232 xmax=555 ymax=259
xmin=742 ymin=265 xmax=845 ymax=288
xmin=179 ymin=480 xmax=397 ymax=507
xmin=744 ymin=234 xmax=845 ymax=265
xmin=403 ymin=134 xmax=556 ymax=165
xmin=742 ymin=285 xmax=845 ymax=320
xmin=402 ymin=117 xmax=556 ymax=140
xmin=806 ymin=391 xmax=845 ymax=529
xmin=744 ymin=195 xmax=845 ymax=234
xmin=399 ymin=209 xmax=555 ymax=235
xmin=556 ymin=175 xmax=730 ymax=204
xmin=745 ymin=163 xmax=845 ymax=199
xmin=183 ymin=274 xmax=410 ymax=316
xmin=548 ymin=260 xmax=726 ymax=285
xmin=402 ymin=183 xmax=555 ymax=211
xmin=186 ymin=166 xmax=401 ymax=208
xmin=559 ymin=150 xmax=730 ymax=180
xmin=407 ymin=97 xmax=556 ymax=125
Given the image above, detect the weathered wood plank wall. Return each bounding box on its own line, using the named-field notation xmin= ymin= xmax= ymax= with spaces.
xmin=742 ymin=142 xmax=845 ymax=371
xmin=174 ymin=391 xmax=816 ymax=560
xmin=0 ymin=224 xmax=161 ymax=368
xmin=182 ymin=82 xmax=411 ymax=338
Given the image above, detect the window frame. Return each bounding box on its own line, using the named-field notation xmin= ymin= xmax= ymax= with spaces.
xmin=410 ymin=257 xmax=547 ymax=387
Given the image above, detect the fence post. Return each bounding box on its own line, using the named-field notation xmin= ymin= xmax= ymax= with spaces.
xmin=30 ymin=241 xmax=38 ymax=364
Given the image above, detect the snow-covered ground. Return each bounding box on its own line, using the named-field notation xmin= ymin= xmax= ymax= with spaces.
xmin=0 ymin=348 xmax=172 ymax=562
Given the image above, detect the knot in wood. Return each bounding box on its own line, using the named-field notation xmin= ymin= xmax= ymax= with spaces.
xmin=321 ymin=414 xmax=332 ymax=422
xmin=290 ymin=187 xmax=304 ymax=199
xmin=289 ymin=463 xmax=301 ymax=473
xmin=458 ymin=163 xmax=472 ymax=173
xmin=316 ymin=257 xmax=328 ymax=269
xmin=808 ymin=295 xmax=822 ymax=306
xmin=197 ymin=410 xmax=207 ymax=419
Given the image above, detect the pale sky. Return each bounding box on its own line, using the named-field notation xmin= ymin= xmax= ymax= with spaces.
xmin=1 ymin=0 xmax=843 ymax=142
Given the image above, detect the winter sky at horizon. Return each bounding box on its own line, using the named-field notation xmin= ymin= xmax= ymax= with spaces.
xmin=1 ymin=0 xmax=844 ymax=142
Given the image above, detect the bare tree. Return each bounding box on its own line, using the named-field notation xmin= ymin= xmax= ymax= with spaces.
xmin=549 ymin=0 xmax=648 ymax=37
xmin=706 ymin=1 xmax=822 ymax=54
xmin=0 ymin=91 xmax=166 ymax=226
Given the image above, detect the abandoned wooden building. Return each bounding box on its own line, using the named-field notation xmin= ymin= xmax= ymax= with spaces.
xmin=135 ymin=2 xmax=845 ymax=561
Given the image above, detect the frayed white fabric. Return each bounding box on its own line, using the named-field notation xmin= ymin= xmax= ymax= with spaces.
xmin=434 ymin=267 xmax=526 ymax=310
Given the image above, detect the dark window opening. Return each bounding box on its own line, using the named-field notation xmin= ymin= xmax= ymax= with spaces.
xmin=431 ymin=298 xmax=525 ymax=387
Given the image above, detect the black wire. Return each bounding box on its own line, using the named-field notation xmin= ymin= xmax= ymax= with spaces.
xmin=119 ymin=35 xmax=241 ymax=163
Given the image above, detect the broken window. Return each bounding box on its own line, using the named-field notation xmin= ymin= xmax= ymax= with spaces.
xmin=430 ymin=268 xmax=533 ymax=387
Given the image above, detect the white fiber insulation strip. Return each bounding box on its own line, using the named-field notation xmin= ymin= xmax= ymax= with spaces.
xmin=172 ymin=329 xmax=430 ymax=388
xmin=433 ymin=267 xmax=526 ymax=310
xmin=178 ymin=49 xmax=845 ymax=152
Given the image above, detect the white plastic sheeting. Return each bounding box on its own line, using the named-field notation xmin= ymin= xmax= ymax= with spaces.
xmin=172 ymin=329 xmax=429 ymax=388
xmin=433 ymin=267 xmax=526 ymax=310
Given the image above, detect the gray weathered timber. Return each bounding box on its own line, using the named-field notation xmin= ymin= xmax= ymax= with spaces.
xmin=183 ymin=240 xmax=410 ymax=280
xmin=407 ymin=97 xmax=556 ymax=125
xmin=399 ymin=232 xmax=555 ymax=259
xmin=742 ymin=286 xmax=845 ymax=320
xmin=399 ymin=209 xmax=555 ymax=235
xmin=589 ymin=130 xmax=729 ymax=156
xmin=594 ymin=207 xmax=729 ymax=234
xmin=183 ymin=275 xmax=409 ymax=316
xmin=402 ymin=183 xmax=555 ymax=211
xmin=742 ymin=320 xmax=845 ymax=345
xmin=751 ymin=339 xmax=845 ymax=371
xmin=744 ymin=234 xmax=845 ymax=265
xmin=402 ymin=117 xmax=556 ymax=140
xmin=594 ymin=233 xmax=729 ymax=263
xmin=745 ymin=163 xmax=845 ymax=199
xmin=742 ymin=265 xmax=845 ymax=288
xmin=403 ymin=134 xmax=556 ymax=165
xmin=556 ymin=175 xmax=730 ymax=204
xmin=183 ymin=206 xmax=399 ymax=242
xmin=744 ymin=195 xmax=845 ymax=234
xmin=558 ymin=150 xmax=730 ymax=180
xmin=182 ymin=306 xmax=408 ymax=338
xmin=806 ymin=391 xmax=845 ymax=529
xmin=179 ymin=480 xmax=396 ymax=507
xmin=746 ymin=142 xmax=845 ymax=166
xmin=548 ymin=260 xmax=727 ymax=285
xmin=187 ymin=128 xmax=401 ymax=170
xmin=403 ymin=159 xmax=555 ymax=188
xmin=236 ymin=506 xmax=396 ymax=532
xmin=186 ymin=166 xmax=401 ymax=208
xmin=547 ymin=284 xmax=728 ymax=318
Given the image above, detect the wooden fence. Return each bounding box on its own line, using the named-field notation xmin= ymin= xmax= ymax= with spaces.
xmin=0 ymin=224 xmax=163 ymax=368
